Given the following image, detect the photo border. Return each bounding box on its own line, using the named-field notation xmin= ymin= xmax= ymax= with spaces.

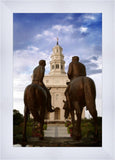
xmin=0 ymin=0 xmax=115 ymax=159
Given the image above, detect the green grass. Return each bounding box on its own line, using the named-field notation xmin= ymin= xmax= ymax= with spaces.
xmin=66 ymin=117 xmax=102 ymax=140
xmin=13 ymin=122 xmax=47 ymax=139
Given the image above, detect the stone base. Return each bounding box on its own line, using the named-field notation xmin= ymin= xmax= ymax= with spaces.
xmin=15 ymin=137 xmax=102 ymax=147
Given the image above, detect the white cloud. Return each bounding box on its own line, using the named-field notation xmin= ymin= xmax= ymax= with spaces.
xmin=14 ymin=45 xmax=50 ymax=73
xmin=43 ymin=30 xmax=54 ymax=37
xmin=34 ymin=24 xmax=76 ymax=45
xmin=96 ymin=56 xmax=102 ymax=70
xmin=89 ymin=55 xmax=102 ymax=70
xmin=35 ymin=29 xmax=54 ymax=40
xmin=80 ymin=26 xmax=88 ymax=33
xmin=35 ymin=34 xmax=42 ymax=39
xmin=52 ymin=24 xmax=74 ymax=33
xmin=64 ymin=55 xmax=73 ymax=72
xmin=52 ymin=25 xmax=62 ymax=31
xmin=84 ymin=15 xmax=96 ymax=20
xmin=66 ymin=16 xmax=73 ymax=20
xmin=27 ymin=45 xmax=39 ymax=51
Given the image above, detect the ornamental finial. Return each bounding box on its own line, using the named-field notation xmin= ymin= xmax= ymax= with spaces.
xmin=57 ymin=37 xmax=59 ymax=45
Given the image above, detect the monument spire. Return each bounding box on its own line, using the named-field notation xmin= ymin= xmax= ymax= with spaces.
xmin=49 ymin=39 xmax=66 ymax=75
xmin=57 ymin=37 xmax=59 ymax=45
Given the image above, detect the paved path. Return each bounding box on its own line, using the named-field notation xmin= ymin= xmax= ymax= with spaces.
xmin=44 ymin=124 xmax=70 ymax=137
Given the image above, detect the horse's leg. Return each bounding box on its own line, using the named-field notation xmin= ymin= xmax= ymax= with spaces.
xmin=30 ymin=109 xmax=41 ymax=122
xmin=88 ymin=104 xmax=98 ymax=137
xmin=39 ymin=106 xmax=45 ymax=140
xmin=75 ymin=111 xmax=82 ymax=139
xmin=70 ymin=109 xmax=75 ymax=135
xmin=72 ymin=101 xmax=82 ymax=140
xmin=23 ymin=106 xmax=29 ymax=142
xmin=39 ymin=119 xmax=44 ymax=140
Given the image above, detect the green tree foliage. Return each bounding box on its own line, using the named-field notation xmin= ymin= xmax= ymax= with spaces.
xmin=13 ymin=109 xmax=24 ymax=125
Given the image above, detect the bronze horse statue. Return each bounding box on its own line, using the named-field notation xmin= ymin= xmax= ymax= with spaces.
xmin=23 ymin=83 xmax=49 ymax=142
xmin=63 ymin=76 xmax=98 ymax=140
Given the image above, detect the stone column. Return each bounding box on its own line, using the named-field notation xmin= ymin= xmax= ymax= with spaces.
xmin=60 ymin=92 xmax=65 ymax=121
xmin=81 ymin=107 xmax=85 ymax=119
xmin=50 ymin=91 xmax=55 ymax=121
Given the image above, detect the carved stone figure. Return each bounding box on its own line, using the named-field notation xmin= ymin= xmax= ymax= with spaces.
xmin=63 ymin=76 xmax=98 ymax=140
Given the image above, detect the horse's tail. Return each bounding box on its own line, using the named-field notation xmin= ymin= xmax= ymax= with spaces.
xmin=84 ymin=77 xmax=97 ymax=117
xmin=24 ymin=85 xmax=36 ymax=106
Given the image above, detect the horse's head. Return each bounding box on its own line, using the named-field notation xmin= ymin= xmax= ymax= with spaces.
xmin=63 ymin=100 xmax=70 ymax=119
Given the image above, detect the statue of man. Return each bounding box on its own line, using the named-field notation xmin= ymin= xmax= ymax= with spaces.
xmin=32 ymin=60 xmax=54 ymax=112
xmin=32 ymin=60 xmax=46 ymax=85
xmin=65 ymin=56 xmax=86 ymax=110
xmin=67 ymin=56 xmax=86 ymax=80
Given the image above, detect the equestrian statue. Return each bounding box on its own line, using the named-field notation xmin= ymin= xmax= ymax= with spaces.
xmin=23 ymin=60 xmax=54 ymax=142
xmin=63 ymin=56 xmax=98 ymax=140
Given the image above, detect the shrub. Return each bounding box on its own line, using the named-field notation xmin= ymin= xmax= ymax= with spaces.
xmin=13 ymin=109 xmax=24 ymax=125
xmin=65 ymin=120 xmax=71 ymax=127
xmin=43 ymin=124 xmax=47 ymax=130
xmin=32 ymin=124 xmax=44 ymax=138
xmin=13 ymin=125 xmax=22 ymax=136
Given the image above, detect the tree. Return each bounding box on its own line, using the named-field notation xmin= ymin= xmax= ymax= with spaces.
xmin=13 ymin=109 xmax=24 ymax=125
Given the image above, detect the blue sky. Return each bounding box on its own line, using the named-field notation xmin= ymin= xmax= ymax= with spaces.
xmin=13 ymin=13 xmax=102 ymax=116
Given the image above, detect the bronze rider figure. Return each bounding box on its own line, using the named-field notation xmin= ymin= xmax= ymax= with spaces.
xmin=32 ymin=60 xmax=54 ymax=112
xmin=65 ymin=56 xmax=86 ymax=110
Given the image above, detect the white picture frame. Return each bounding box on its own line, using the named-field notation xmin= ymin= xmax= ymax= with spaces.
xmin=0 ymin=0 xmax=115 ymax=159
